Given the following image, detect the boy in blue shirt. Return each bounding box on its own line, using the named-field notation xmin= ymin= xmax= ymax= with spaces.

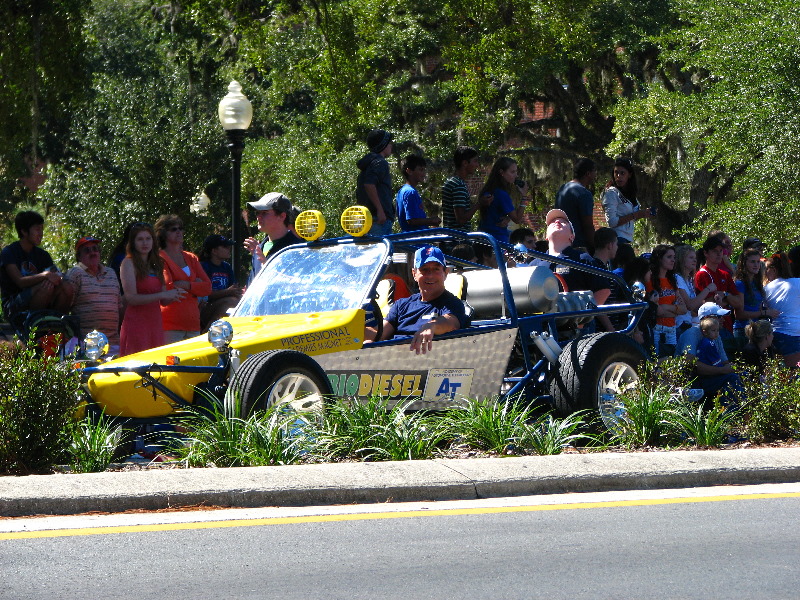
xmin=396 ymin=155 xmax=441 ymax=232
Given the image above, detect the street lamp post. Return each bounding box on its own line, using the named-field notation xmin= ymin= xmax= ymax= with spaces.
xmin=218 ymin=81 xmax=253 ymax=284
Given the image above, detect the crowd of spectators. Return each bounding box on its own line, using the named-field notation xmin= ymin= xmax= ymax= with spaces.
xmin=2 ymin=132 xmax=797 ymax=399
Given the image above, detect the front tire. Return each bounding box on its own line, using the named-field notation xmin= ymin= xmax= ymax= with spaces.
xmin=550 ymin=333 xmax=646 ymax=429
xmin=225 ymin=350 xmax=332 ymax=416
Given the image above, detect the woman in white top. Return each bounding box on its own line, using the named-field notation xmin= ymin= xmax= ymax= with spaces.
xmin=601 ymin=157 xmax=653 ymax=244
xmin=764 ymin=250 xmax=800 ymax=367
xmin=674 ymin=244 xmax=716 ymax=336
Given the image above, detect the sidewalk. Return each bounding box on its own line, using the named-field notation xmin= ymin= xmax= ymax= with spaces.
xmin=3 ymin=447 xmax=800 ymax=518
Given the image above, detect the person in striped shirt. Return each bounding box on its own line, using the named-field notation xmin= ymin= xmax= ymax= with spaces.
xmin=66 ymin=236 xmax=122 ymax=355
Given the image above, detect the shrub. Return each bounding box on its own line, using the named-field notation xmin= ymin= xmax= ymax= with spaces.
xmin=740 ymin=358 xmax=800 ymax=442
xmin=0 ymin=339 xmax=83 ymax=473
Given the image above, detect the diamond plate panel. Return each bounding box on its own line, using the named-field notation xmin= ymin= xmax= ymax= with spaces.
xmin=315 ymin=327 xmax=518 ymax=409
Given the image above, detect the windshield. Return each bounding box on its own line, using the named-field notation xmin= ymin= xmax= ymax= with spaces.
xmin=234 ymin=242 xmax=387 ymax=317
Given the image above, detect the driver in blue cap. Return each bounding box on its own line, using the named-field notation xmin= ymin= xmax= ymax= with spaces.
xmin=371 ymin=245 xmax=470 ymax=354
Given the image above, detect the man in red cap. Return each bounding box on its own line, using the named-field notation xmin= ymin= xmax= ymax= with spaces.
xmin=65 ymin=236 xmax=122 ymax=354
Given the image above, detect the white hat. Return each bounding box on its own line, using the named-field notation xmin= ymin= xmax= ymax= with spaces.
xmin=698 ymin=302 xmax=730 ymax=318
xmin=545 ymin=208 xmax=574 ymax=234
xmin=247 ymin=192 xmax=292 ymax=213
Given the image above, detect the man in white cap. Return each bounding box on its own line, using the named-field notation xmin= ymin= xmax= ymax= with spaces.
xmin=244 ymin=192 xmax=300 ymax=282
xmin=530 ymin=208 xmax=610 ymax=306
xmin=675 ymin=301 xmax=744 ymax=403
xmin=369 ymin=245 xmax=469 ymax=354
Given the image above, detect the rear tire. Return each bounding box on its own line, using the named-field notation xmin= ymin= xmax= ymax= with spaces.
xmin=550 ymin=333 xmax=646 ymax=429
xmin=225 ymin=350 xmax=332 ymax=416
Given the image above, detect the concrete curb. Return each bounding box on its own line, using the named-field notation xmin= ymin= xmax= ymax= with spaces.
xmin=2 ymin=447 xmax=800 ymax=517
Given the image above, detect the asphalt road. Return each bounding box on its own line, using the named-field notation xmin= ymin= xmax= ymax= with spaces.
xmin=3 ymin=483 xmax=799 ymax=599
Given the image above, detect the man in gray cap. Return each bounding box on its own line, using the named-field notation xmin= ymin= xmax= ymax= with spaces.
xmin=356 ymin=128 xmax=395 ymax=236
xmin=243 ymin=192 xmax=301 ymax=282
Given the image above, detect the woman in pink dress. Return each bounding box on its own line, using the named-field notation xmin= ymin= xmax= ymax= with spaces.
xmin=119 ymin=223 xmax=184 ymax=356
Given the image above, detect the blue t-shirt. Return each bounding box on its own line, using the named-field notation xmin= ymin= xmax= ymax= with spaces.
xmin=386 ymin=290 xmax=469 ymax=337
xmin=696 ymin=336 xmax=724 ymax=366
xmin=676 ymin=326 xmax=728 ymax=362
xmin=201 ymin=260 xmax=234 ymax=291
xmin=479 ymin=188 xmax=515 ymax=243
xmin=396 ymin=184 xmax=428 ymax=231
xmin=733 ymin=279 xmax=764 ymax=330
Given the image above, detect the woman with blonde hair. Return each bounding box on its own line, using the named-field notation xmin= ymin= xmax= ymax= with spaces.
xmin=119 ymin=223 xmax=184 ymax=356
xmin=674 ymin=244 xmax=716 ymax=336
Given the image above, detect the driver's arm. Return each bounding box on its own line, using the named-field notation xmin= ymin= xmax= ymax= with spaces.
xmin=364 ymin=319 xmax=391 ymax=343
xmin=410 ymin=314 xmax=460 ymax=355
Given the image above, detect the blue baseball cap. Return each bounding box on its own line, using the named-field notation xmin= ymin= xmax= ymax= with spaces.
xmin=414 ymin=245 xmax=447 ymax=269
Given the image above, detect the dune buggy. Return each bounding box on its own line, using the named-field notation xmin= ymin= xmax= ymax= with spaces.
xmin=80 ymin=206 xmax=648 ymax=430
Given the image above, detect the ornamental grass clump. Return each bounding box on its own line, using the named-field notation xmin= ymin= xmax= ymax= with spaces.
xmin=0 ymin=338 xmax=83 ymax=474
xmin=437 ymin=397 xmax=538 ymax=454
xmin=311 ymin=396 xmax=442 ymax=461
xmin=666 ymin=401 xmax=736 ymax=448
xmin=612 ymin=384 xmax=674 ymax=448
xmin=520 ymin=411 xmax=596 ymax=455
xmin=67 ymin=413 xmax=127 ymax=473
xmin=175 ymin=394 xmax=307 ymax=467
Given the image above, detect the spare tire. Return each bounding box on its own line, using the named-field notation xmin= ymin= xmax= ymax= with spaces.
xmin=549 ymin=332 xmax=647 ymax=429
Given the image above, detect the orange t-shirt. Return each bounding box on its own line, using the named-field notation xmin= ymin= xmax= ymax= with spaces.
xmin=646 ymin=277 xmax=678 ymax=327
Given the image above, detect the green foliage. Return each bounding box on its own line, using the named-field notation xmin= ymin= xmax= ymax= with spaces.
xmin=311 ymin=396 xmax=443 ymax=461
xmin=0 ymin=1 xmax=89 ymax=182
xmin=67 ymin=413 xmax=127 ymax=473
xmin=361 ymin=410 xmax=444 ymax=461
xmin=612 ymin=383 xmax=674 ymax=448
xmin=0 ymin=339 xmax=83 ymax=474
xmin=39 ymin=0 xmax=228 ymax=265
xmin=610 ymin=0 xmax=800 ymax=247
xmin=740 ymin=358 xmax=800 ymax=443
xmin=520 ymin=411 xmax=596 ymax=456
xmin=175 ymin=397 xmax=308 ymax=467
xmin=666 ymin=401 xmax=735 ymax=448
xmin=242 ymin=132 xmax=367 ymax=238
xmin=438 ymin=397 xmax=539 ymax=453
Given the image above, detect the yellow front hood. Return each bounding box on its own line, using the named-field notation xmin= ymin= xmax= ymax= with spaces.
xmin=86 ymin=309 xmax=365 ymax=418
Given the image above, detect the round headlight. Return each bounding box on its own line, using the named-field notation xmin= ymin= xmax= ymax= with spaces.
xmin=341 ymin=205 xmax=373 ymax=237
xmin=295 ymin=210 xmax=327 ymax=241
xmin=84 ymin=330 xmax=109 ymax=361
xmin=208 ymin=319 xmax=234 ymax=351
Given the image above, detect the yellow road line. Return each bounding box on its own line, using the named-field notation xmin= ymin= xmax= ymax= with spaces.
xmin=3 ymin=491 xmax=800 ymax=541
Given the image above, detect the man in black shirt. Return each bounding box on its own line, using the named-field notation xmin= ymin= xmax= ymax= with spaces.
xmin=0 ymin=211 xmax=74 ymax=317
xmin=244 ymin=192 xmax=301 ymax=284
xmin=530 ymin=209 xmax=610 ymax=303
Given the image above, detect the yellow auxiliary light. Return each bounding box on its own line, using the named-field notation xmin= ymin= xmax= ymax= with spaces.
xmin=295 ymin=210 xmax=327 ymax=241
xmin=341 ymin=205 xmax=373 ymax=237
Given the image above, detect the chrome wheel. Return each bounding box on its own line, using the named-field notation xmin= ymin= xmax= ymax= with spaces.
xmin=596 ymin=360 xmax=639 ymax=429
xmin=267 ymin=372 xmax=326 ymax=412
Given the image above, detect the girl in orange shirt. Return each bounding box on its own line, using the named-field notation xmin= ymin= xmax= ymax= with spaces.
xmin=645 ymin=244 xmax=687 ymax=357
